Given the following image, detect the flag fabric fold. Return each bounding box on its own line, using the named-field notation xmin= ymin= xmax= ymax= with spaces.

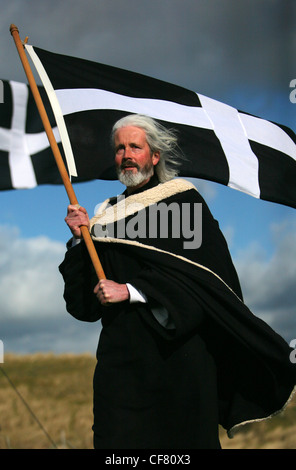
xmin=4 ymin=44 xmax=296 ymax=209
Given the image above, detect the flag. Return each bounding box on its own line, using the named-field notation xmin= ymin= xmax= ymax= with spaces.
xmin=0 ymin=79 xmax=66 ymax=190
xmin=23 ymin=46 xmax=296 ymax=208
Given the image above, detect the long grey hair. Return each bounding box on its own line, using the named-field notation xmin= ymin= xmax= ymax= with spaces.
xmin=111 ymin=114 xmax=183 ymax=182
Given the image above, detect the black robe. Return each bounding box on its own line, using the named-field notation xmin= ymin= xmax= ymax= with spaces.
xmin=59 ymin=177 xmax=296 ymax=449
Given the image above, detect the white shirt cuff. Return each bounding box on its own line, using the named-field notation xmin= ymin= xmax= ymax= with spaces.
xmin=126 ymin=283 xmax=147 ymax=303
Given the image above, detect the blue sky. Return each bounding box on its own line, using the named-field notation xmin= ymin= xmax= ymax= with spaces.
xmin=0 ymin=0 xmax=296 ymax=354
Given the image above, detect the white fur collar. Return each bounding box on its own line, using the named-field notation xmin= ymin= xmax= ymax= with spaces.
xmin=90 ymin=178 xmax=196 ymax=229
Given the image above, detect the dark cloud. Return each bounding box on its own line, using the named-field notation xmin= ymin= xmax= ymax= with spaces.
xmin=2 ymin=0 xmax=296 ymax=103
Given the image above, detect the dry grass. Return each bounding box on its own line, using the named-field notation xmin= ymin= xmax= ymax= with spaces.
xmin=0 ymin=353 xmax=295 ymax=449
xmin=0 ymin=353 xmax=96 ymax=449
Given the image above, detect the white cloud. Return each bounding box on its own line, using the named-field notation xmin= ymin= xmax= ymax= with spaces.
xmin=220 ymin=225 xmax=235 ymax=250
xmin=234 ymin=218 xmax=296 ymax=341
xmin=190 ymin=178 xmax=218 ymax=201
xmin=0 ymin=211 xmax=295 ymax=354
xmin=0 ymin=225 xmax=100 ymax=354
xmin=0 ymin=225 xmax=65 ymax=318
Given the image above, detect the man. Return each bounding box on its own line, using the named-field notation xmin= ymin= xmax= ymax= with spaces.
xmin=59 ymin=114 xmax=295 ymax=449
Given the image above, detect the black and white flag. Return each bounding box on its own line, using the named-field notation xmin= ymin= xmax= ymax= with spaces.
xmin=0 ymin=79 xmax=67 ymax=190
xmin=12 ymin=45 xmax=296 ymax=208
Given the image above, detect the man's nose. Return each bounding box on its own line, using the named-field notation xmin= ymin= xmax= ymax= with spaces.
xmin=123 ymin=147 xmax=133 ymax=159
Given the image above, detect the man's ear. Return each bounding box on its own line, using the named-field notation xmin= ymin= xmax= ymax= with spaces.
xmin=152 ymin=151 xmax=160 ymax=166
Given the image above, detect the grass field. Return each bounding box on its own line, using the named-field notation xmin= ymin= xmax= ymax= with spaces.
xmin=0 ymin=353 xmax=295 ymax=449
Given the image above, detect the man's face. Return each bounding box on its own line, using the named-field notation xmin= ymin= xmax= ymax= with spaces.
xmin=114 ymin=126 xmax=160 ymax=190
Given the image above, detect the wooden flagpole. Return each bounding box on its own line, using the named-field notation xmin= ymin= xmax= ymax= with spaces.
xmin=10 ymin=24 xmax=106 ymax=280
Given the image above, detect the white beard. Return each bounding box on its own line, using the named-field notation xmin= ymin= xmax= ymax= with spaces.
xmin=117 ymin=165 xmax=154 ymax=188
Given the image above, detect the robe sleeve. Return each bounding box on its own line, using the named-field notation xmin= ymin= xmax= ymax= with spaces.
xmin=127 ymin=262 xmax=205 ymax=339
xmin=59 ymin=240 xmax=102 ymax=322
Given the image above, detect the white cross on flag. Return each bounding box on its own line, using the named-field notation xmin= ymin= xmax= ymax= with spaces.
xmin=4 ymin=45 xmax=296 ymax=209
xmin=0 ymin=79 xmax=70 ymax=189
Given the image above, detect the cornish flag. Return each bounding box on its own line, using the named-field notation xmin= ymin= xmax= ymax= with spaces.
xmin=0 ymin=79 xmax=65 ymax=189
xmin=19 ymin=46 xmax=296 ymax=208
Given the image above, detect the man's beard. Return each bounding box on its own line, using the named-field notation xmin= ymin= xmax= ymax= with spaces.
xmin=117 ymin=162 xmax=154 ymax=188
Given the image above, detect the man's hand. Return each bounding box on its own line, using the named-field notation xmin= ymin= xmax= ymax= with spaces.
xmin=94 ymin=279 xmax=130 ymax=306
xmin=65 ymin=205 xmax=90 ymax=238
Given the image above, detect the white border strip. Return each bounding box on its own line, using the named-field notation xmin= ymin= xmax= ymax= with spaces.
xmin=25 ymin=45 xmax=78 ymax=177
